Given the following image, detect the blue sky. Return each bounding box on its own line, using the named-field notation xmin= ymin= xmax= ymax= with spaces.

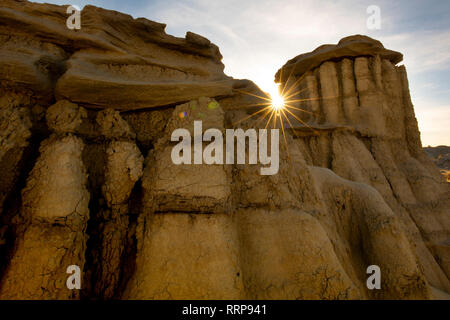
xmin=35 ymin=0 xmax=450 ymax=146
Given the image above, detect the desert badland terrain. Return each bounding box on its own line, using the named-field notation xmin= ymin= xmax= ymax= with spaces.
xmin=0 ymin=0 xmax=449 ymax=300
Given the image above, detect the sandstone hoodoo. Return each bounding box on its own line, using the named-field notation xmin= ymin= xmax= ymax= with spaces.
xmin=0 ymin=1 xmax=449 ymax=300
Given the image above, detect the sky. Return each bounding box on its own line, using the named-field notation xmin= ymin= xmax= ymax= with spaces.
xmin=35 ymin=0 xmax=450 ymax=146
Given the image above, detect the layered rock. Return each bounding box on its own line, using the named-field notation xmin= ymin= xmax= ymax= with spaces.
xmin=123 ymin=99 xmax=437 ymax=299
xmin=91 ymin=113 xmax=144 ymax=299
xmin=0 ymin=1 xmax=448 ymax=300
xmin=143 ymin=97 xmax=231 ymax=214
xmin=275 ymin=35 xmax=403 ymax=83
xmin=275 ymin=35 xmax=450 ymax=295
xmin=0 ymin=0 xmax=234 ymax=109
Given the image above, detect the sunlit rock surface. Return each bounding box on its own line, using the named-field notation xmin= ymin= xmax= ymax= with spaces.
xmin=275 ymin=35 xmax=450 ymax=297
xmin=0 ymin=1 xmax=448 ymax=300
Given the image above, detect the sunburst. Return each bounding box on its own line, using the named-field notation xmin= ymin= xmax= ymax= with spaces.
xmin=233 ymin=68 xmax=323 ymax=153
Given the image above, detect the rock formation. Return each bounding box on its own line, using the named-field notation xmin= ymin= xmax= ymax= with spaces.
xmin=0 ymin=1 xmax=448 ymax=300
xmin=425 ymin=146 xmax=450 ymax=182
xmin=274 ymin=35 xmax=450 ymax=298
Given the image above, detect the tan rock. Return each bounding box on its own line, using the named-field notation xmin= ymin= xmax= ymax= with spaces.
xmin=96 ymin=109 xmax=135 ymax=139
xmin=124 ymin=213 xmax=243 ymax=299
xmin=102 ymin=141 xmax=144 ymax=206
xmin=46 ymin=100 xmax=87 ymax=134
xmin=0 ymin=105 xmax=32 ymax=160
xmin=94 ymin=139 xmax=143 ymax=298
xmin=0 ymin=1 xmax=234 ymax=110
xmin=275 ymin=35 xmax=402 ymax=83
xmin=0 ymin=1 xmax=448 ymax=301
xmin=21 ymin=135 xmax=89 ymax=220
xmin=0 ymin=134 xmax=89 ymax=299
xmin=0 ymin=104 xmax=32 ymax=215
xmin=279 ymin=36 xmax=450 ymax=294
xmin=143 ymin=98 xmax=231 ymax=214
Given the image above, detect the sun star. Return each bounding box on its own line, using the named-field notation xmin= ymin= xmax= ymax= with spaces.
xmin=270 ymin=90 xmax=285 ymax=111
xmin=232 ymin=77 xmax=322 ymax=153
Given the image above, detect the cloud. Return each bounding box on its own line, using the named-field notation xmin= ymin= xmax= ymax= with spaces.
xmin=140 ymin=0 xmax=450 ymax=91
xmin=140 ymin=0 xmax=374 ymax=92
xmin=380 ymin=30 xmax=450 ymax=74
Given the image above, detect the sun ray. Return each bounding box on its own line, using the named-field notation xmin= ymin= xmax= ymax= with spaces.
xmin=283 ymin=85 xmax=309 ymax=101
xmin=237 ymin=102 xmax=272 ymax=108
xmin=284 ymin=95 xmax=338 ymax=104
xmin=254 ymin=107 xmax=273 ymax=127
xmin=283 ymin=107 xmax=309 ymax=126
xmin=272 ymin=111 xmax=277 ymax=129
xmin=280 ymin=108 xmax=295 ymax=130
xmin=280 ymin=108 xmax=294 ymax=129
xmin=231 ymin=73 xmax=321 ymax=142
xmin=283 ymin=107 xmax=317 ymax=133
xmin=281 ymin=70 xmax=309 ymax=98
xmin=264 ymin=109 xmax=276 ymax=129
xmin=280 ymin=108 xmax=306 ymax=143
xmin=283 ymin=103 xmax=315 ymax=115
xmin=280 ymin=59 xmax=297 ymax=96
xmin=279 ymin=109 xmax=289 ymax=150
xmin=232 ymin=105 xmax=272 ymax=126
xmin=234 ymin=89 xmax=272 ymax=102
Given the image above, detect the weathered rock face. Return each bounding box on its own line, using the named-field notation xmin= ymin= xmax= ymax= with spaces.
xmin=0 ymin=1 xmax=448 ymax=300
xmin=274 ymin=35 xmax=450 ymax=297
xmin=0 ymin=134 xmax=90 ymax=299
xmin=0 ymin=0 xmax=235 ymax=110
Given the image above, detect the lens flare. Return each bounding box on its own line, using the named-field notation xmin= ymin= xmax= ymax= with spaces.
xmin=268 ymin=85 xmax=285 ymax=112
xmin=271 ymin=92 xmax=285 ymax=111
xmin=232 ymin=76 xmax=325 ymax=156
